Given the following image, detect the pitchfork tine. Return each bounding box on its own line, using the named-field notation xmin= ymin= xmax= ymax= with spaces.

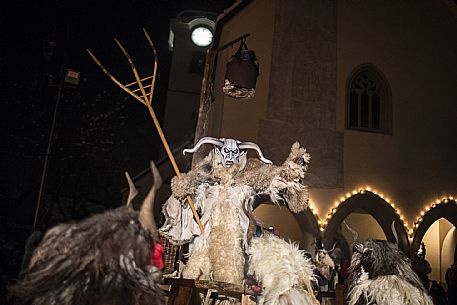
xmin=86 ymin=49 xmax=146 ymax=106
xmin=113 ymin=38 xmax=149 ymax=104
xmin=143 ymin=28 xmax=158 ymax=104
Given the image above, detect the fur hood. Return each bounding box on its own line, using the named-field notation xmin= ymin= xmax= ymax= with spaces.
xmin=11 ymin=207 xmax=163 ymax=305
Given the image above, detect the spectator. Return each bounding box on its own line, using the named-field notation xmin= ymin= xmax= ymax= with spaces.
xmin=429 ymin=280 xmax=447 ymax=305
xmin=412 ymin=242 xmax=432 ymax=290
xmin=445 ymin=244 xmax=457 ymax=305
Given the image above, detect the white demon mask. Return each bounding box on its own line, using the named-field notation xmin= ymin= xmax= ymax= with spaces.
xmin=183 ymin=137 xmax=272 ymax=167
xmin=219 ymin=138 xmax=242 ymax=166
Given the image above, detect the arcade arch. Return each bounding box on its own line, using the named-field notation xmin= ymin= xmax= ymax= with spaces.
xmin=322 ymin=191 xmax=409 ymax=253
xmin=253 ymin=202 xmax=319 ymax=251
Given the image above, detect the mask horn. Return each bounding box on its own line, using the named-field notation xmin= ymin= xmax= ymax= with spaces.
xmin=391 ymin=220 xmax=398 ymax=247
xmin=139 ymin=161 xmax=162 ymax=240
xmin=343 ymin=220 xmax=359 ymax=244
xmin=238 ymin=141 xmax=273 ymax=164
xmin=183 ymin=137 xmax=224 ymax=155
xmin=328 ymin=242 xmax=336 ymax=253
xmin=124 ymin=171 xmax=138 ymax=208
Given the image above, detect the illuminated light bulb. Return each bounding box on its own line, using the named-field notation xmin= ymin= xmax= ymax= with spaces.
xmin=414 ymin=223 xmax=419 ymax=228
xmin=320 ymin=227 xmax=325 ymax=231
xmin=435 ymin=199 xmax=440 ymax=204
xmin=323 ymin=220 xmax=328 ymax=225
xmin=420 ymin=211 xmax=425 ymax=216
xmin=352 ymin=190 xmax=357 ymax=195
xmin=340 ymin=197 xmax=345 ymax=202
xmin=318 ymin=220 xmax=322 ymax=225
xmin=385 ymin=198 xmax=390 ymax=203
xmin=425 ymin=207 xmax=430 ymax=211
xmin=400 ymin=215 xmax=404 ymax=220
xmin=391 ymin=203 xmax=396 ymax=208
xmin=366 ymin=187 xmax=371 ymax=191
xmin=334 ymin=201 xmax=339 ymax=207
xmin=360 ymin=190 xmax=365 ymax=194
xmin=450 ymin=196 xmax=454 ymax=200
xmin=346 ymin=193 xmax=351 ymax=198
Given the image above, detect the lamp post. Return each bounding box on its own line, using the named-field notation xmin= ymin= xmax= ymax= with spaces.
xmin=33 ymin=69 xmax=80 ymax=229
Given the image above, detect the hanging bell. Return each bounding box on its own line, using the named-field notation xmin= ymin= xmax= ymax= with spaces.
xmin=222 ymin=40 xmax=259 ymax=99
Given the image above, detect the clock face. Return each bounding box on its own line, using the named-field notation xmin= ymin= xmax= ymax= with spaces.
xmin=191 ymin=27 xmax=213 ymax=47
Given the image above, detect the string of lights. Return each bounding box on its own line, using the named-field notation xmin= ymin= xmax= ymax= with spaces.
xmin=309 ymin=187 xmax=456 ymax=241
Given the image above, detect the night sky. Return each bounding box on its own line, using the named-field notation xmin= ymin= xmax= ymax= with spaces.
xmin=0 ymin=0 xmax=234 ymax=295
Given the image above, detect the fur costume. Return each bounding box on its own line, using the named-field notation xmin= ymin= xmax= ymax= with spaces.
xmin=160 ymin=142 xmax=310 ymax=285
xmin=246 ymin=232 xmax=317 ymax=305
xmin=10 ymin=163 xmax=164 ymax=305
xmin=347 ymin=239 xmax=433 ymax=305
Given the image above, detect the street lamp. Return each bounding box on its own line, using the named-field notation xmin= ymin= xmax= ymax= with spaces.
xmin=222 ymin=39 xmax=259 ymax=99
xmin=33 ymin=69 xmax=80 ymax=229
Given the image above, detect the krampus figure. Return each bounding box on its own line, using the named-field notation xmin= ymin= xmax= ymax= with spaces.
xmin=160 ymin=138 xmax=310 ymax=286
xmin=10 ymin=162 xmax=164 ymax=305
xmin=347 ymin=239 xmax=433 ymax=305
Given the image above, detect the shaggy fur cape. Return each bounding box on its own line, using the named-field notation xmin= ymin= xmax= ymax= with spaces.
xmin=347 ymin=239 xmax=432 ymax=305
xmin=246 ymin=233 xmax=317 ymax=305
xmin=348 ymin=275 xmax=432 ymax=305
xmin=10 ymin=206 xmax=164 ymax=305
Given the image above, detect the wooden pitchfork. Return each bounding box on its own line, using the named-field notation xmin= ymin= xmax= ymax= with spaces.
xmin=86 ymin=29 xmax=204 ymax=232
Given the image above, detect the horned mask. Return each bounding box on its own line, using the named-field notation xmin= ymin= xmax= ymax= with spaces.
xmin=183 ymin=137 xmax=272 ymax=167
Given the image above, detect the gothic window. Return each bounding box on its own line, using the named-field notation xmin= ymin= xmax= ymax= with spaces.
xmin=347 ymin=66 xmax=391 ymax=133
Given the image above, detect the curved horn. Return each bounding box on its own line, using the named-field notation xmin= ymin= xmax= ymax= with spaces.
xmin=124 ymin=171 xmax=138 ymax=208
xmin=343 ymin=220 xmax=358 ymax=244
xmin=238 ymin=142 xmax=273 ymax=164
xmin=391 ymin=220 xmax=398 ymax=247
xmin=139 ymin=161 xmax=162 ymax=240
xmin=183 ymin=137 xmax=224 ymax=155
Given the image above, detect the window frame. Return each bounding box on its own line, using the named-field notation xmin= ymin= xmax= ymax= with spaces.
xmin=346 ymin=64 xmax=392 ymax=134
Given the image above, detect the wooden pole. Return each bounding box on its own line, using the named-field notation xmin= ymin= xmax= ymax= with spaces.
xmin=146 ymin=104 xmax=203 ymax=232
xmin=192 ymin=48 xmax=212 ymax=167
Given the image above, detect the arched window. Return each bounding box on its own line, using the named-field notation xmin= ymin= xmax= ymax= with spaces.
xmin=347 ymin=65 xmax=391 ymax=133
